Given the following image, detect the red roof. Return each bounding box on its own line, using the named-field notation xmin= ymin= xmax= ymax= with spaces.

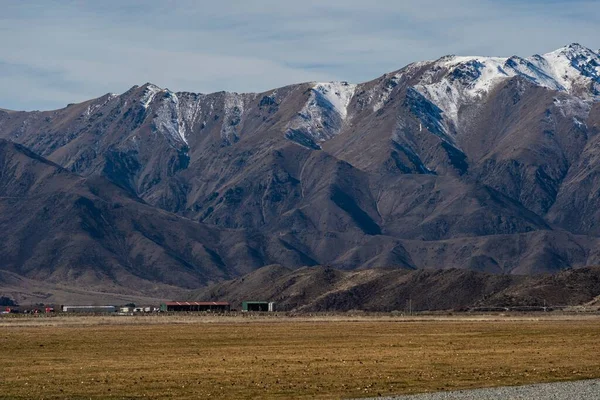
xmin=165 ymin=301 xmax=230 ymax=306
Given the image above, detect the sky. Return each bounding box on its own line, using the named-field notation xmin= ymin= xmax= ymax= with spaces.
xmin=1 ymin=0 xmax=598 ymax=111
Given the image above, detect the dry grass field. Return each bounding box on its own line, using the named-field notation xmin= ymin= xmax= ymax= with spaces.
xmin=1 ymin=314 xmax=600 ymax=399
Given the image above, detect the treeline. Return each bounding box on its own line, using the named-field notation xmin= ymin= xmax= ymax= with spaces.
xmin=0 ymin=296 xmax=17 ymax=306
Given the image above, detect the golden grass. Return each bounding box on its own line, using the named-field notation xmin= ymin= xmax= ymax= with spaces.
xmin=1 ymin=315 xmax=600 ymax=399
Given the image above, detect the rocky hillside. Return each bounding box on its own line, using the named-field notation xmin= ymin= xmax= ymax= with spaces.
xmin=0 ymin=139 xmax=296 ymax=292
xmin=1 ymin=43 xmax=600 ymax=297
xmin=191 ymin=265 xmax=600 ymax=312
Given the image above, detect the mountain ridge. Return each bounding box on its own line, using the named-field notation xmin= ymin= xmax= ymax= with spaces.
xmin=1 ymin=43 xmax=600 ymax=301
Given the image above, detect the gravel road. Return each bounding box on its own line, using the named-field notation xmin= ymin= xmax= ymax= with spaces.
xmin=363 ymin=379 xmax=600 ymax=400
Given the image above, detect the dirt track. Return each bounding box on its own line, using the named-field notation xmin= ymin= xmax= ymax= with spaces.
xmin=367 ymin=379 xmax=600 ymax=399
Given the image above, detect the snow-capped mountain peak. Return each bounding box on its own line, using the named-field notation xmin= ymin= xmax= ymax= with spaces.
xmin=140 ymin=83 xmax=163 ymax=109
xmin=135 ymin=83 xmax=189 ymax=145
xmin=536 ymin=43 xmax=600 ymax=92
xmin=414 ymin=44 xmax=599 ymax=133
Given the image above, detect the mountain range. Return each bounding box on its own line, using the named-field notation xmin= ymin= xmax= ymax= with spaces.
xmin=1 ymin=43 xmax=600 ymax=304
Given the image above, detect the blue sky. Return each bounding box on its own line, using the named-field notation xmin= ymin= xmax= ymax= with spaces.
xmin=1 ymin=0 xmax=598 ymax=111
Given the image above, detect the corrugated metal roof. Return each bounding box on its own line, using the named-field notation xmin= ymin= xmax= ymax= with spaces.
xmin=165 ymin=301 xmax=230 ymax=306
xmin=62 ymin=305 xmax=116 ymax=308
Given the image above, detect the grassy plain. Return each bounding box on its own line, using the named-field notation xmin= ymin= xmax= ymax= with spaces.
xmin=1 ymin=314 xmax=600 ymax=399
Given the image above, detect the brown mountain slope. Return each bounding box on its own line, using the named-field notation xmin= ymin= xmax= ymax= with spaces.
xmin=0 ymin=269 xmax=183 ymax=305
xmin=1 ymin=45 xmax=600 ymax=296
xmin=0 ymin=139 xmax=311 ymax=294
xmin=191 ymin=265 xmax=600 ymax=312
xmin=4 ymin=134 xmax=594 ymax=288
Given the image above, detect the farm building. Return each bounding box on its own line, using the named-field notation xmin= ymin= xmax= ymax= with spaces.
xmin=133 ymin=306 xmax=153 ymax=313
xmin=160 ymin=302 xmax=230 ymax=312
xmin=61 ymin=305 xmax=117 ymax=313
xmin=242 ymin=301 xmax=276 ymax=312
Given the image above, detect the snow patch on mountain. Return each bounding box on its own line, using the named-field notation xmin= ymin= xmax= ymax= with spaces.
xmin=373 ymin=74 xmax=401 ymax=112
xmin=573 ymin=117 xmax=587 ymax=130
xmin=537 ymin=44 xmax=600 ymax=93
xmin=553 ymin=96 xmax=591 ymax=120
xmin=220 ymin=93 xmax=245 ymax=145
xmin=504 ymin=56 xmax=564 ymax=91
xmin=177 ymin=93 xmax=205 ymax=133
xmin=405 ymin=87 xmax=454 ymax=144
xmin=284 ymin=82 xmax=357 ymax=149
xmin=414 ymin=44 xmax=600 ymax=133
xmin=82 ymin=94 xmax=119 ymax=119
xmin=153 ymin=91 xmax=188 ymax=146
xmin=313 ymin=82 xmax=357 ymax=120
xmin=360 ymin=62 xmax=427 ymax=113
xmin=141 ymin=84 xmax=162 ymax=109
